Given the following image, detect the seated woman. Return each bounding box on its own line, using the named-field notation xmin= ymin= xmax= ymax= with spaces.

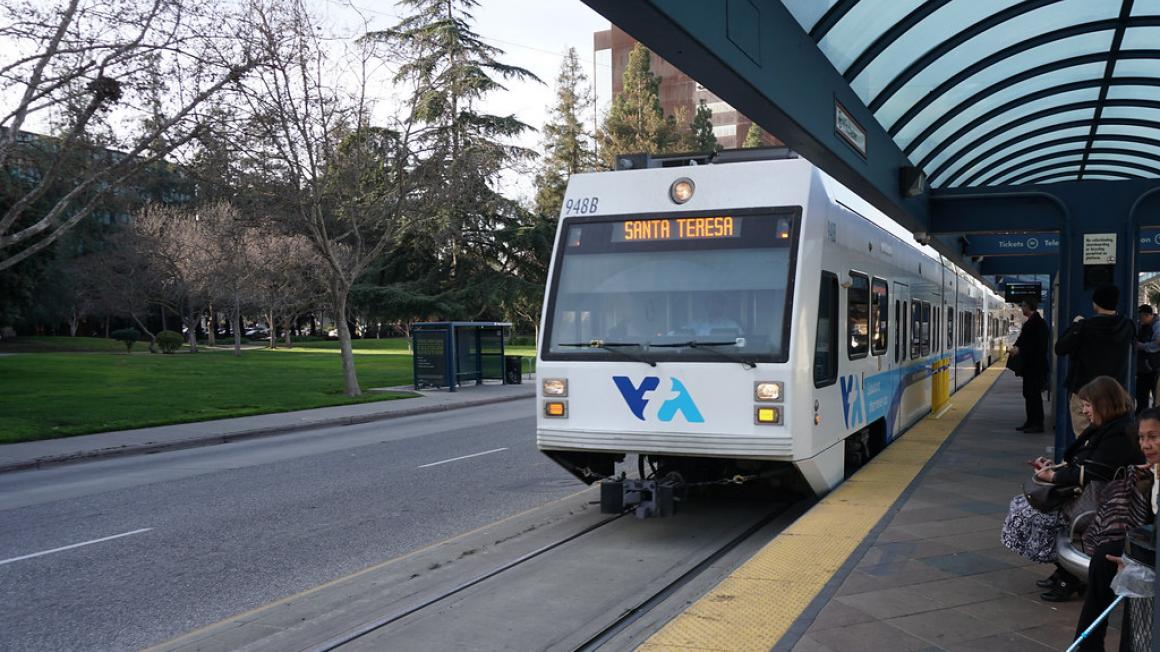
xmin=1031 ymin=376 xmax=1143 ymax=602
xmin=1070 ymin=408 xmax=1159 ymax=651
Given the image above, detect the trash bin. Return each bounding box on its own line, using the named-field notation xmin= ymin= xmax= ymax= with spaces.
xmin=1124 ymin=525 xmax=1154 ymax=652
xmin=504 ymin=356 xmax=522 ymax=384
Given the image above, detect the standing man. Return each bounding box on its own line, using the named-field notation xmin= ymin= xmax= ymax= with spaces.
xmin=1135 ymin=304 xmax=1160 ymax=412
xmin=1055 ymin=284 xmax=1136 ymax=435
xmin=1010 ymin=298 xmax=1048 ymax=432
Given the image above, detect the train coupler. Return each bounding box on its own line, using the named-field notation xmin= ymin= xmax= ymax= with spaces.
xmin=599 ymin=477 xmax=679 ymax=518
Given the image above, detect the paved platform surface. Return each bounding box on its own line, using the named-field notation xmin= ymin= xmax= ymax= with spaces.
xmin=0 ymin=381 xmax=535 ymax=474
xmin=645 ymin=370 xmax=1123 ymax=651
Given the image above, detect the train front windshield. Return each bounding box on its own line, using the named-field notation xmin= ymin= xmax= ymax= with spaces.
xmin=543 ymin=211 xmax=798 ymax=364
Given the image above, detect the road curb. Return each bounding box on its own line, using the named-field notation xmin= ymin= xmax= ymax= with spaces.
xmin=0 ymin=390 xmax=536 ymax=475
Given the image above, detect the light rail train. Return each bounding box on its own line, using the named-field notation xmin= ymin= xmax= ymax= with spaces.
xmin=536 ymin=149 xmax=1009 ymax=496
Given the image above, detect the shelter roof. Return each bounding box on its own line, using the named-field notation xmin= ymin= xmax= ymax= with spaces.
xmin=781 ymin=0 xmax=1160 ymax=189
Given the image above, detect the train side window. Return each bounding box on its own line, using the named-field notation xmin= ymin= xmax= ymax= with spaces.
xmin=920 ymin=301 xmax=931 ymax=356
xmin=947 ymin=307 xmax=954 ymax=349
xmin=847 ymin=271 xmax=869 ymax=359
xmin=870 ymin=278 xmax=888 ymax=356
xmin=814 ymin=272 xmax=839 ymax=387
xmin=910 ymin=299 xmax=921 ymax=359
xmin=928 ymin=303 xmax=937 ymax=350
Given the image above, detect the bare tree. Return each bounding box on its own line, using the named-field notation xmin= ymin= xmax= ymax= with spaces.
xmin=249 ymin=231 xmax=327 ymax=348
xmin=0 ymin=0 xmax=266 ymax=271
xmin=70 ymin=227 xmax=161 ymax=351
xmin=196 ymin=201 xmax=253 ymax=357
xmin=234 ymin=1 xmax=423 ymax=396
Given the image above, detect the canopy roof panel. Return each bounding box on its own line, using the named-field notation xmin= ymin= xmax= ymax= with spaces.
xmin=781 ymin=0 xmax=1160 ymax=188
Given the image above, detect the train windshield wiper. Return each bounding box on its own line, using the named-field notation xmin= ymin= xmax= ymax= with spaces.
xmin=649 ymin=339 xmax=757 ymax=369
xmin=557 ymin=340 xmax=656 ymax=367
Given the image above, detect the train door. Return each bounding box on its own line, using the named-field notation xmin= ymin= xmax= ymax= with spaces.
xmin=893 ymin=282 xmax=923 ymax=431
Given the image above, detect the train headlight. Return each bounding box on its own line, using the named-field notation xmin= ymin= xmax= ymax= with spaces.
xmin=544 ymin=401 xmax=568 ymax=418
xmin=542 ymin=378 xmax=568 ymax=396
xmin=754 ymin=381 xmax=783 ymax=402
xmin=755 ymin=406 xmax=782 ymax=425
xmin=670 ymin=178 xmax=695 ymax=204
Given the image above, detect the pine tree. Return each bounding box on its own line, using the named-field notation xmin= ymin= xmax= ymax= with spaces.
xmin=535 ymin=48 xmax=595 ymax=218
xmin=368 ymin=0 xmax=541 ymax=315
xmin=743 ymin=123 xmax=765 ymax=148
xmin=597 ymin=43 xmax=678 ymax=168
xmin=688 ymin=99 xmax=717 ymax=152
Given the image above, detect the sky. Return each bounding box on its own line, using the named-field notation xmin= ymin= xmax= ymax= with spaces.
xmin=313 ymin=0 xmax=612 ymax=203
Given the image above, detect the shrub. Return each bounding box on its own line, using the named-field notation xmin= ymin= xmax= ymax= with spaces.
xmin=156 ymin=330 xmax=184 ymax=354
xmin=507 ymin=335 xmax=536 ymax=346
xmin=110 ymin=328 xmax=141 ymax=353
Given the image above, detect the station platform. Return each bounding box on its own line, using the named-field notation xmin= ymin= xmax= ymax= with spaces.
xmin=643 ymin=368 xmax=1124 ymax=651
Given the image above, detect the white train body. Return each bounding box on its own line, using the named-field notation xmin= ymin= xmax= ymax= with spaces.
xmin=536 ymin=153 xmax=1005 ymax=495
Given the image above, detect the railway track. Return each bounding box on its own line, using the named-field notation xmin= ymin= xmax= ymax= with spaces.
xmin=313 ymin=494 xmax=799 ymax=652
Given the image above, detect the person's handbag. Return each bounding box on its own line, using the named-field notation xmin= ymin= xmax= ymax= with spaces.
xmin=1006 ymin=351 xmax=1024 ymax=377
xmin=1023 ymin=476 xmax=1080 ymax=512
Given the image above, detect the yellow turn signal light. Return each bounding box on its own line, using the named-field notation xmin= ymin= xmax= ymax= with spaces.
xmin=755 ymin=406 xmax=781 ymax=425
xmin=544 ymin=401 xmax=567 ymax=418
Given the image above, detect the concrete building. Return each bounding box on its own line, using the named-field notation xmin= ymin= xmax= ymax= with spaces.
xmin=593 ymin=26 xmax=782 ymax=150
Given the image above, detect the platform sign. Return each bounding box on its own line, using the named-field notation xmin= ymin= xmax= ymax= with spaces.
xmin=1139 ymin=228 xmax=1160 ymax=253
xmin=964 ymin=233 xmax=1059 ymax=256
xmin=1004 ymin=282 xmax=1042 ymax=304
xmin=834 ymin=100 xmax=867 ymax=158
xmin=1083 ymin=233 xmax=1116 ymax=264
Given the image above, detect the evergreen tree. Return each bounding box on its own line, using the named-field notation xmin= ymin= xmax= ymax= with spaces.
xmin=597 ymin=43 xmax=678 ymax=168
xmin=688 ymin=99 xmax=717 ymax=152
xmin=743 ymin=123 xmax=765 ymax=148
xmin=534 ymin=48 xmax=595 ymax=218
xmin=368 ymin=0 xmax=541 ymax=316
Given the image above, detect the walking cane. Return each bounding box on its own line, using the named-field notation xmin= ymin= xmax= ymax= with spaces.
xmin=1065 ymin=595 xmax=1125 ymax=652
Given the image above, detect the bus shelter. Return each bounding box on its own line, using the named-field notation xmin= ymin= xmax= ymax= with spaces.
xmin=411 ymin=322 xmax=513 ymax=392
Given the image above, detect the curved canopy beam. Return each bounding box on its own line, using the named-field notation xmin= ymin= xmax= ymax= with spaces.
xmin=1005 ymin=159 xmax=1160 ymax=186
xmin=930 ymin=116 xmax=1160 ymax=187
xmin=809 ymin=0 xmax=858 ymax=42
xmin=934 ymin=95 xmax=1160 ymax=185
xmin=876 ymin=17 xmax=1137 ymax=117
xmin=989 ymin=156 xmax=1160 ymax=188
xmin=979 ymin=146 xmax=1160 ymax=187
xmin=842 ymin=0 xmax=954 ymax=82
xmin=959 ymin=134 xmax=1160 ymax=187
xmin=1019 ymin=169 xmax=1143 ymax=185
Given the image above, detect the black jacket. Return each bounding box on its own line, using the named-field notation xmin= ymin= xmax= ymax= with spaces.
xmin=1055 ymin=413 xmax=1144 ymax=487
xmin=1014 ymin=312 xmax=1049 ymax=382
xmin=1054 ymin=313 xmax=1135 ymax=392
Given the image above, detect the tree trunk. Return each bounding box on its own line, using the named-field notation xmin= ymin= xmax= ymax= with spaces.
xmin=207 ymin=303 xmax=216 ymax=346
xmin=232 ymin=290 xmax=242 ymax=357
xmin=104 ymin=316 xmax=110 ymax=339
xmin=334 ymin=289 xmax=361 ymax=397
xmin=185 ymin=304 xmax=199 ymax=353
xmin=267 ymin=309 xmax=275 ymax=349
xmin=131 ymin=314 xmax=158 ymax=354
xmin=68 ymin=305 xmax=79 ymax=337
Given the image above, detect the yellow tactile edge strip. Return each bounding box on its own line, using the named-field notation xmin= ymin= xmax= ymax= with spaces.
xmin=638 ymin=365 xmax=1004 ymax=652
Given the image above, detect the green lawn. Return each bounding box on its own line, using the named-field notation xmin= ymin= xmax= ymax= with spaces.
xmin=0 ymin=336 xmax=128 ymax=353
xmin=0 ymin=337 xmax=537 ymax=444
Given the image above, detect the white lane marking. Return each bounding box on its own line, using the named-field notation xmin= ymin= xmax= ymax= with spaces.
xmin=0 ymin=528 xmax=152 ymax=566
xmin=417 ymin=448 xmax=509 ymax=469
xmin=932 ymin=403 xmax=954 ymax=419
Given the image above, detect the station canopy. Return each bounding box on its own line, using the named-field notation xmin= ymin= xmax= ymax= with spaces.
xmin=781 ymin=0 xmax=1160 ymax=190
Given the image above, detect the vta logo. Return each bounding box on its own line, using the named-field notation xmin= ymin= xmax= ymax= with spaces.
xmin=613 ymin=376 xmax=705 ymax=423
xmin=839 ymin=374 xmax=863 ymax=428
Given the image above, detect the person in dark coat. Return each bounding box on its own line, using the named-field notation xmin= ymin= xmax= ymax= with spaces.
xmin=1134 ymin=304 xmax=1160 ymax=413
xmin=1011 ymin=298 xmax=1048 ymax=432
xmin=1032 ymin=376 xmax=1145 ymax=602
xmin=1055 ymin=284 xmax=1136 ymax=436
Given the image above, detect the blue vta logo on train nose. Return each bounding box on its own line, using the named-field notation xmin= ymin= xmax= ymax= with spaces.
xmin=840 ymin=374 xmax=864 ymax=429
xmin=613 ymin=376 xmax=705 ymax=423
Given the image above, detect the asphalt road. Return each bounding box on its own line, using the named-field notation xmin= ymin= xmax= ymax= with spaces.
xmin=0 ymin=399 xmax=582 ymax=651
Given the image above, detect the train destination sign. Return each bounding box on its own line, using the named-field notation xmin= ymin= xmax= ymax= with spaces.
xmin=615 ymin=216 xmax=740 ymax=242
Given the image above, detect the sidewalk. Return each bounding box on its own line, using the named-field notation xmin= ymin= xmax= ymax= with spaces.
xmin=0 ymin=381 xmax=535 ymax=474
